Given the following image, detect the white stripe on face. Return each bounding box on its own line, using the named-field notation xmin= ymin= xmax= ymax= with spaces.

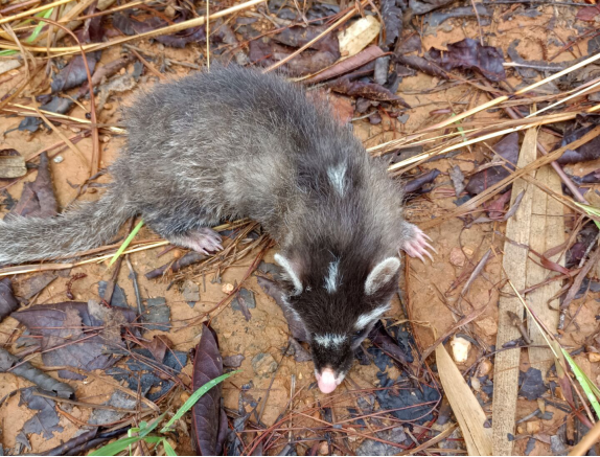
xmin=313 ymin=333 xmax=347 ymax=348
xmin=327 ymin=162 xmax=347 ymax=196
xmin=354 ymin=304 xmax=390 ymax=330
xmin=324 ymin=259 xmax=340 ymax=293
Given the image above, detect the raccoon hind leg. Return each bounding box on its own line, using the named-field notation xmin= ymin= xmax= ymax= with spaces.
xmin=144 ymin=207 xmax=224 ymax=255
xmin=168 ymin=228 xmax=223 ymax=254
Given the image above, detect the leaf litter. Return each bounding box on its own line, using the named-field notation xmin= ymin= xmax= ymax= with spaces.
xmin=3 ymin=0 xmax=600 ymax=454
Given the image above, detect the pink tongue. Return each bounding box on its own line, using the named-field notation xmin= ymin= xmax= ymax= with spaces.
xmin=317 ymin=368 xmax=338 ymax=394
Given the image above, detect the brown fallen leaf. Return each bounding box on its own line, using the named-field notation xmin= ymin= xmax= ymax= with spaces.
xmin=273 ymin=25 xmax=340 ymax=57
xmin=304 ymin=45 xmax=385 ymax=84
xmin=5 ymin=152 xmax=57 ymax=220
xmin=191 ymin=324 xmax=229 ymax=455
xmin=576 ymin=4 xmax=600 ymax=21
xmin=394 ymin=53 xmax=446 ymax=78
xmin=145 ymin=335 xmax=173 ymax=363
xmin=327 ymin=76 xmax=410 ymax=106
xmin=113 ymin=13 xmax=205 ymax=48
xmin=485 ymin=190 xmax=511 ymax=220
xmin=381 ymin=0 xmax=403 ymax=49
xmin=51 ymin=52 xmax=101 ymax=94
xmin=428 ymin=38 xmax=506 ymax=82
xmin=0 ymin=278 xmax=18 ymax=321
xmin=12 ymin=301 xmax=137 ymax=380
xmin=249 ymin=39 xmax=337 ymax=76
xmin=403 ymin=169 xmax=440 ymax=194
xmin=18 ymin=272 xmax=58 ymax=301
xmin=465 ymin=132 xmax=519 ymax=195
xmin=557 ymin=125 xmax=600 ymax=164
xmin=0 ymin=348 xmax=74 ymax=398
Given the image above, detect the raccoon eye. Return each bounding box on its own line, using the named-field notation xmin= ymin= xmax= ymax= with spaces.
xmin=352 ymin=327 xmax=369 ymax=342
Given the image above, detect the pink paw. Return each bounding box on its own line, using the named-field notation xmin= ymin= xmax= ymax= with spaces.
xmin=172 ymin=228 xmax=223 ymax=254
xmin=402 ymin=227 xmax=436 ymax=262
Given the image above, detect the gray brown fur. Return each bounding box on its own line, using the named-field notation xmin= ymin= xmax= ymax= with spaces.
xmin=0 ymin=66 xmax=417 ymax=380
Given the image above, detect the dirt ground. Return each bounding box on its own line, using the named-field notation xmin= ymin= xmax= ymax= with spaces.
xmin=1 ymin=0 xmax=600 ymax=455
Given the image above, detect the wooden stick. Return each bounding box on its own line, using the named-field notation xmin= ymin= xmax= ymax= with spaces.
xmin=569 ymin=420 xmax=600 ymax=456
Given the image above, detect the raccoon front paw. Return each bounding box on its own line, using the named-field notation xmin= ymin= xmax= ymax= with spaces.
xmin=401 ymin=226 xmax=435 ymax=262
xmin=170 ymin=228 xmax=224 ymax=255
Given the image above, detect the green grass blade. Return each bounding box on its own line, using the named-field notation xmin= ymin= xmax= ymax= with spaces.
xmin=562 ymin=348 xmax=600 ymax=417
xmin=450 ymin=113 xmax=466 ymax=138
xmin=162 ymin=438 xmax=178 ymax=456
xmin=139 ymin=412 xmax=166 ymax=437
xmin=109 ymin=219 xmax=144 ymax=266
xmin=160 ymin=370 xmax=239 ymax=433
xmin=574 ymin=202 xmax=600 ymax=229
xmin=89 ymin=435 xmax=162 ymax=456
xmin=25 ymin=8 xmax=54 ymax=43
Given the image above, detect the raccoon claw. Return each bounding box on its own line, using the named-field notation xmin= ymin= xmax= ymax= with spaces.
xmin=171 ymin=228 xmax=223 ymax=254
xmin=402 ymin=227 xmax=435 ymax=262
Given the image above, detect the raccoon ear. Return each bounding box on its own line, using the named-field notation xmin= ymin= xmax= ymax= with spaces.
xmin=365 ymin=257 xmax=401 ymax=296
xmin=274 ymin=253 xmax=303 ymax=295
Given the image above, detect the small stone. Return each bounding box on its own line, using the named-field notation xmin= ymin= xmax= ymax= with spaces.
xmin=471 ymin=376 xmax=481 ymax=391
xmin=53 ymin=156 xmax=64 ymax=163
xmin=449 ymin=247 xmax=466 ymax=267
xmin=180 ymin=392 xmax=190 ymax=404
xmin=251 ymin=352 xmax=278 ymax=377
xmin=223 ymin=354 xmax=245 ymax=368
xmin=450 ymin=336 xmax=471 ymax=363
xmin=477 ymin=359 xmax=493 ymax=377
xmin=537 ymin=398 xmax=546 ymax=414
xmin=104 ymin=103 xmax=113 ymax=111
xmin=526 ymin=420 xmax=540 ymax=434
xmin=181 ymin=280 xmax=200 ymax=305
xmin=318 ymin=441 xmax=329 ymax=455
xmin=165 ymin=5 xmax=176 ymax=17
xmin=588 ymin=352 xmax=600 ymax=363
xmin=222 ymin=283 xmax=234 ymax=294
xmin=100 ymin=135 xmax=111 ymax=143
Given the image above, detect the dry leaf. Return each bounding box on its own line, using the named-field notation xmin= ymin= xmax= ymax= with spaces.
xmin=436 ymin=344 xmax=492 ymax=455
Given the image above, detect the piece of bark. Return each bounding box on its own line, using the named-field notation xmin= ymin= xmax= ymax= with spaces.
xmin=0 ymin=150 xmax=26 ymax=178
xmin=436 ymin=345 xmax=492 ymax=455
xmin=526 ymin=164 xmax=563 ymax=375
xmin=492 ymin=128 xmax=537 ymax=456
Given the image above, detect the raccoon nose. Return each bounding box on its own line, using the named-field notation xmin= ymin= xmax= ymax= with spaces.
xmin=316 ymin=368 xmax=341 ymax=393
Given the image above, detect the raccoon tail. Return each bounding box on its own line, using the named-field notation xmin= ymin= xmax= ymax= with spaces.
xmin=0 ymin=188 xmax=135 ymax=266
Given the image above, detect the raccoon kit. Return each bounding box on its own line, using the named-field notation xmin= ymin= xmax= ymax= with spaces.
xmin=0 ymin=66 xmax=433 ymax=393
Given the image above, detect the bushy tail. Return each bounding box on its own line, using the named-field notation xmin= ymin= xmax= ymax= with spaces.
xmin=0 ymin=190 xmax=134 ymax=265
